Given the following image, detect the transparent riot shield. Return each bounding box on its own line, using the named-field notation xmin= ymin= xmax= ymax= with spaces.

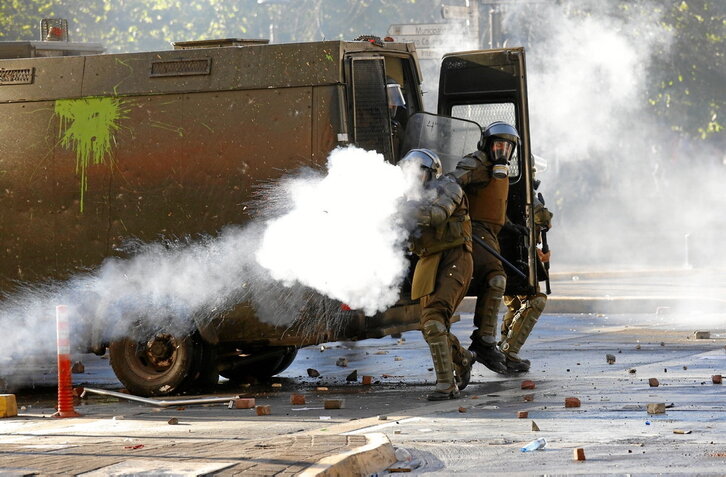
xmin=400 ymin=112 xmax=482 ymax=174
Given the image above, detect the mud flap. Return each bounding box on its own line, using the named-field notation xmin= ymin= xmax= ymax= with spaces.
xmin=411 ymin=253 xmax=441 ymax=300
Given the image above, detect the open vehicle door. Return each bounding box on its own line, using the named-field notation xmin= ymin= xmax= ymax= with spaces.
xmin=437 ymin=47 xmax=536 ymax=295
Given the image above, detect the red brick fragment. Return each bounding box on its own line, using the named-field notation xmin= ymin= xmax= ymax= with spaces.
xmin=565 ymin=397 xmax=581 ymax=408
xmin=255 ymin=405 xmax=271 ymax=416
xmin=324 ymin=399 xmax=344 ymax=409
xmin=229 ymin=398 xmax=256 ymax=409
xmin=649 ymin=378 xmax=660 ymax=387
xmin=458 ymin=407 xmax=467 ymax=413
xmin=362 ymin=375 xmax=373 ymax=385
xmin=522 ymin=393 xmax=534 ymax=402
xmin=521 ymin=380 xmax=536 ymax=390
xmin=573 ymin=448 xmax=586 ymax=461
xmin=712 ymin=375 xmax=722 ymax=384
xmin=290 ymin=394 xmax=306 ymax=405
xmin=517 ymin=411 xmax=528 ymax=418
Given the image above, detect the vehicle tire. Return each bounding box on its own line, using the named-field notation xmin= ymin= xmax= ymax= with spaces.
xmin=190 ymin=340 xmax=220 ymax=392
xmin=220 ymin=347 xmax=298 ymax=382
xmin=109 ymin=331 xmax=200 ymax=397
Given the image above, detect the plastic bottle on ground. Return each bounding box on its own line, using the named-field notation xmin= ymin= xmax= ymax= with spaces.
xmin=520 ymin=437 xmax=547 ymax=452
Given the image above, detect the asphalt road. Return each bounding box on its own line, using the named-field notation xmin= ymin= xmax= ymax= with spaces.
xmin=4 ymin=308 xmax=725 ymax=475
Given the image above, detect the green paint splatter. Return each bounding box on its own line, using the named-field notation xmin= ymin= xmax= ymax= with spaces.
xmin=55 ymin=97 xmax=126 ymax=212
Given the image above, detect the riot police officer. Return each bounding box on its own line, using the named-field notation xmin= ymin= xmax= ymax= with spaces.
xmin=449 ymin=122 xmax=520 ymax=374
xmin=400 ymin=148 xmax=474 ymax=400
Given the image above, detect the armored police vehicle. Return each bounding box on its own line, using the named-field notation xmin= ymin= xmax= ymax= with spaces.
xmin=0 ymin=22 xmax=536 ymax=396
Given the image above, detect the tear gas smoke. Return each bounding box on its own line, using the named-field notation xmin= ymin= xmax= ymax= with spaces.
xmin=0 ymin=146 xmax=424 ymax=371
xmin=257 ymin=146 xmax=419 ymax=315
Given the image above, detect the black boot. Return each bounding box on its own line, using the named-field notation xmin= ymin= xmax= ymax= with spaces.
xmin=469 ymin=335 xmax=508 ymax=374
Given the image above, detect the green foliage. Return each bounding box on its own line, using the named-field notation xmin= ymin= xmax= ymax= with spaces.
xmin=1 ymin=0 xmax=720 ymax=148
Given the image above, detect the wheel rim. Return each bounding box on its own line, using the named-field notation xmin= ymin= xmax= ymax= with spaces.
xmin=123 ymin=334 xmax=187 ymax=379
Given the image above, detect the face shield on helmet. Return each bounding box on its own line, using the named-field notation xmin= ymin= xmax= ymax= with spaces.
xmin=398 ymin=148 xmax=443 ymax=185
xmin=386 ymin=82 xmax=406 ymax=119
xmin=478 ymin=121 xmax=520 ymax=179
xmin=489 ymin=139 xmax=515 ymax=179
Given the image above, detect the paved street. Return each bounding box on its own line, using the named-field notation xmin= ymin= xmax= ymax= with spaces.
xmin=1 ymin=306 xmax=724 ymax=474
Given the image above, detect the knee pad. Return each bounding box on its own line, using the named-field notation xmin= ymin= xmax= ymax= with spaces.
xmin=529 ymin=293 xmax=547 ymax=313
xmin=422 ymin=320 xmax=447 ymax=339
xmin=488 ymin=274 xmax=506 ymax=297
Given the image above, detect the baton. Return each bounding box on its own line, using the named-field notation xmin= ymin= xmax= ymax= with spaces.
xmin=471 ymin=234 xmax=527 ymax=281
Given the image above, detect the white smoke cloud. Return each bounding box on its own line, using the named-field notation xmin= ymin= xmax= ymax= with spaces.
xmin=256 ymin=146 xmax=414 ymax=315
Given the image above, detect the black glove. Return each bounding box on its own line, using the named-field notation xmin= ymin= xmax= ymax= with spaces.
xmin=503 ymin=222 xmax=529 ymax=236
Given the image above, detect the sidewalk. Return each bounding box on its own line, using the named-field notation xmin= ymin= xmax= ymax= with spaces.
xmin=0 ymin=421 xmax=394 ymax=476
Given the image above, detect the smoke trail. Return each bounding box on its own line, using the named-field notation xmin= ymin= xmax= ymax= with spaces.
xmin=0 ymin=146 xmax=421 ymax=376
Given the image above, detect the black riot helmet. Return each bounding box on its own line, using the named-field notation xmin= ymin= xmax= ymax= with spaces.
xmin=398 ymin=148 xmax=443 ymax=185
xmin=478 ymin=121 xmax=520 ymax=179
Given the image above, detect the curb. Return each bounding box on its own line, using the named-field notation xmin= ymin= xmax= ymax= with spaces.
xmin=300 ymin=433 xmax=396 ymax=477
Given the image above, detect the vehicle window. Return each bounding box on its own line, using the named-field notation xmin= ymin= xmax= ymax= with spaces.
xmin=451 ymin=102 xmax=519 ymax=178
xmin=351 ymin=57 xmax=393 ymax=162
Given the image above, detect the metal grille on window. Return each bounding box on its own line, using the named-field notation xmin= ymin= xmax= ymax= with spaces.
xmin=351 ymin=58 xmax=393 ymax=161
xmin=0 ymin=68 xmax=34 ymax=85
xmin=150 ymin=58 xmax=212 ymax=77
xmin=452 ymin=103 xmax=519 ymax=178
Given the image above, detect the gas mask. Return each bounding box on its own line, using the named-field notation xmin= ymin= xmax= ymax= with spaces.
xmin=489 ymin=139 xmax=514 ymax=179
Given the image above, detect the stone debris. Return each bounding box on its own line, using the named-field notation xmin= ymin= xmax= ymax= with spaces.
xmin=694 ymin=331 xmax=711 ymax=339
xmin=628 ymin=369 xmax=637 ymax=374
xmin=290 ymin=394 xmax=306 ymax=405
xmin=531 ymin=421 xmax=540 ymax=431
xmin=378 ymin=415 xmax=388 ymax=420
xmin=606 ymin=354 xmax=616 ymax=364
xmin=167 ymin=417 xmax=179 ymax=425
xmin=522 ymin=393 xmax=534 ymax=402
xmin=362 ymin=375 xmax=373 ymax=385
xmin=565 ymin=397 xmax=581 ymax=408
xmin=394 ymin=357 xmax=404 ymax=361
xmin=112 ymin=416 xmax=124 ymax=421
xmin=255 ymin=405 xmax=272 ymax=416
xmin=647 ymin=403 xmax=666 ymax=414
xmin=346 ymin=370 xmax=358 ymax=382
xmin=573 ymin=448 xmax=586 ymax=461
xmin=649 ymin=378 xmax=660 ymax=387
xmin=521 ymin=380 xmax=536 ymax=390
xmin=336 ymin=357 xmax=349 ymax=367
xmin=316 ymin=387 xmax=329 ymax=392
xmin=635 ymin=344 xmax=641 ymax=350
xmin=307 ymin=368 xmax=320 ymax=378
xmin=271 ymin=383 xmax=282 ymax=388
xmin=71 ymin=361 xmax=85 ymax=374
xmin=324 ymin=399 xmax=344 ymax=409
xmin=517 ymin=411 xmax=528 ymax=418
xmin=229 ymin=398 xmax=256 ymax=409
xmin=673 ymin=429 xmax=692 ymax=434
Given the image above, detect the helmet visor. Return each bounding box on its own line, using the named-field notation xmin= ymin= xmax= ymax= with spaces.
xmin=490 ymin=139 xmax=515 ymax=164
xmin=386 ymin=83 xmax=406 ymax=108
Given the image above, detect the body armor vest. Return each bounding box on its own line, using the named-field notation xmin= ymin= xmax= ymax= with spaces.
xmin=411 ymin=197 xmax=472 ymax=257
xmin=467 ymin=177 xmax=508 ymax=225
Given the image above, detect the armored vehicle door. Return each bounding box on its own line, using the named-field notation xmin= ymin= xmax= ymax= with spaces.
xmin=437 ymin=48 xmax=536 ymax=295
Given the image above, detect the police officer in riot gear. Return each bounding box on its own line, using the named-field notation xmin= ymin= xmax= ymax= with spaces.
xmin=500 ymin=189 xmax=553 ymax=372
xmin=449 ymin=121 xmax=520 ymax=374
xmin=400 ymin=148 xmax=474 ymax=400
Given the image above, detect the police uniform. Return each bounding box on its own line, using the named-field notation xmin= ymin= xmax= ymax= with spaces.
xmin=409 ymin=174 xmax=474 ymax=400
xmin=449 ymin=150 xmax=509 ymax=373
